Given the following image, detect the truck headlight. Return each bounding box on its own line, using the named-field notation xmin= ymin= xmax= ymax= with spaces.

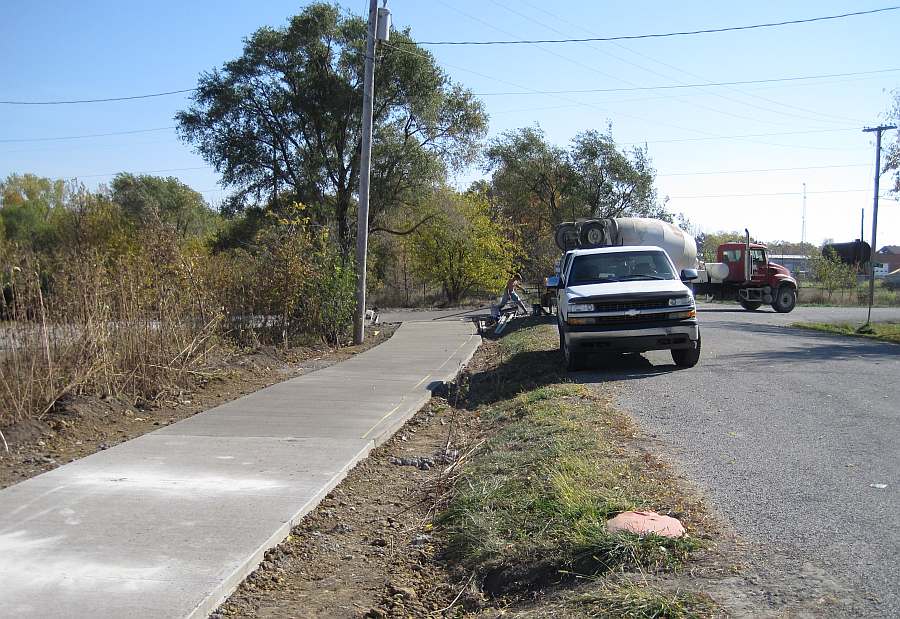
xmin=568 ymin=303 xmax=594 ymax=313
xmin=668 ymin=296 xmax=693 ymax=307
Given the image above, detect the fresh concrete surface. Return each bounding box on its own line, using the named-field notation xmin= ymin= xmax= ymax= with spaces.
xmin=378 ymin=306 xmax=491 ymax=323
xmin=0 ymin=319 xmax=479 ymax=619
xmin=582 ymin=303 xmax=900 ymax=616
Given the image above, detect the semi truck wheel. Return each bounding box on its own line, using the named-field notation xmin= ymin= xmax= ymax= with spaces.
xmin=772 ymin=285 xmax=797 ymax=313
xmin=739 ymin=300 xmax=762 ymax=311
xmin=672 ymin=333 xmax=701 ymax=368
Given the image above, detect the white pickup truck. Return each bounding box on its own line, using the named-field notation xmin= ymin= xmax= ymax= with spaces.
xmin=547 ymin=245 xmax=701 ymax=371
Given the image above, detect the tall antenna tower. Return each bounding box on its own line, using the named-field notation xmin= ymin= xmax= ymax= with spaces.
xmin=801 ymin=182 xmax=807 ymax=245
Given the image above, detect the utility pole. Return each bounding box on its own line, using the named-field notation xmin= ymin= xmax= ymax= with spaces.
xmin=353 ymin=0 xmax=390 ymax=344
xmin=801 ymin=182 xmax=807 ymax=246
xmin=861 ymin=124 xmax=896 ymax=328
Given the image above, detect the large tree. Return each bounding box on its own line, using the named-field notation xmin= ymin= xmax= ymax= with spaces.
xmin=110 ymin=173 xmax=217 ymax=238
xmin=568 ymin=130 xmax=661 ymax=220
xmin=177 ymin=2 xmax=487 ymax=254
xmin=485 ymin=126 xmax=666 ymax=278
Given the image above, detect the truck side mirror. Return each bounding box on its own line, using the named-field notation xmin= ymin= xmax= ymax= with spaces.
xmin=546 ymin=275 xmax=561 ymax=289
xmin=680 ymin=268 xmax=699 ymax=281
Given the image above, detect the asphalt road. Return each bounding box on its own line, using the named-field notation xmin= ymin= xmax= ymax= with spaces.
xmin=587 ymin=304 xmax=900 ymax=616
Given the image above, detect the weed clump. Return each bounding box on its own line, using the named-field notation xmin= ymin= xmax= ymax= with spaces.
xmin=440 ymin=324 xmax=699 ymax=595
xmin=566 ymin=582 xmax=718 ymax=618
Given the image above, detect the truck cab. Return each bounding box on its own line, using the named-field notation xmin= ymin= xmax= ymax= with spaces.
xmin=720 ymin=242 xmax=770 ymax=283
xmin=548 ymin=245 xmax=701 ymax=371
xmin=694 ymin=230 xmax=798 ymax=313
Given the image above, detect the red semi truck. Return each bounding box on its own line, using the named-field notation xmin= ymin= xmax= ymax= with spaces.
xmin=694 ymin=230 xmax=798 ymax=313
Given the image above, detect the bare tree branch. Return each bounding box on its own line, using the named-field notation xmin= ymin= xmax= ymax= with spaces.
xmin=369 ymin=214 xmax=436 ymax=236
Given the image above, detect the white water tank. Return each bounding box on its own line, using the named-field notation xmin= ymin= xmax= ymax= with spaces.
xmin=613 ymin=217 xmax=698 ymax=272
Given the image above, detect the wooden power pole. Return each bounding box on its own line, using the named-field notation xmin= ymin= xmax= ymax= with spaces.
xmin=861 ymin=124 xmax=896 ymax=328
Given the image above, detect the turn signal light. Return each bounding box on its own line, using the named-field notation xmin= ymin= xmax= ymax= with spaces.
xmin=669 ymin=309 xmax=696 ymax=319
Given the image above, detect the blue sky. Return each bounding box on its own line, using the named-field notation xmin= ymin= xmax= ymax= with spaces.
xmin=2 ymin=1 xmax=899 ymax=247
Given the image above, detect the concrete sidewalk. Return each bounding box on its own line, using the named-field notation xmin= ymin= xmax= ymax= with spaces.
xmin=0 ymin=320 xmax=479 ymax=618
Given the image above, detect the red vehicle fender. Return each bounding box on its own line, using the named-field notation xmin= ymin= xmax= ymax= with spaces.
xmin=771 ymin=273 xmax=797 ymax=289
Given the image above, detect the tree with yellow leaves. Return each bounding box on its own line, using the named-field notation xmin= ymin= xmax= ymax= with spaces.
xmin=407 ymin=190 xmax=517 ymax=305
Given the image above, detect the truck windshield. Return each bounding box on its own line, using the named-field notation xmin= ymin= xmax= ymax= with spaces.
xmin=568 ymin=250 xmax=676 ymax=285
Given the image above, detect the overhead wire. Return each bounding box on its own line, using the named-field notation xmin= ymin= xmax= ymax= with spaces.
xmin=391 ymin=41 xmax=875 ymax=153
xmin=0 ymin=88 xmax=197 ymax=106
xmin=65 ymin=166 xmax=212 ymax=180
xmin=0 ymin=126 xmax=176 ymax=143
xmin=472 ymin=68 xmax=900 ymax=96
xmin=399 ymin=6 xmax=870 ymax=151
xmin=488 ymin=0 xmax=858 ymax=131
xmin=668 ymin=188 xmax=891 ymax=199
xmin=657 ymin=163 xmax=870 ymax=177
xmin=405 ymin=6 xmax=900 ymax=45
xmin=381 ymin=40 xmax=722 ymax=139
xmin=431 ymin=1 xmax=813 ymax=145
xmin=511 ymin=0 xmax=867 ymax=125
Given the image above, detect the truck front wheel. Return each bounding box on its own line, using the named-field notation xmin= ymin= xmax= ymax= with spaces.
xmin=772 ymin=285 xmax=797 ymax=313
xmin=739 ymin=299 xmax=762 ymax=311
xmin=672 ymin=334 xmax=701 ymax=368
xmin=560 ymin=330 xmax=584 ymax=371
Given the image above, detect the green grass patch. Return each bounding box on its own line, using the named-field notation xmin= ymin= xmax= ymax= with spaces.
xmin=564 ymin=582 xmax=718 ymax=618
xmin=442 ymin=322 xmax=700 ymax=595
xmin=793 ymin=321 xmax=900 ymax=344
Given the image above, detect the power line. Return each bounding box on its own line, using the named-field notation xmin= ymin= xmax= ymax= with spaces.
xmin=511 ymin=0 xmax=869 ymax=126
xmin=0 ymin=126 xmax=176 ymax=143
xmin=658 ymin=163 xmax=870 ymax=177
xmin=625 ymin=127 xmax=860 ymax=145
xmin=0 ymin=88 xmax=196 ymax=106
xmin=465 ymin=0 xmax=853 ymax=130
xmin=668 ymin=188 xmax=890 ymax=199
xmin=66 ymin=166 xmax=212 ymax=180
xmin=385 ymin=41 xmax=867 ymax=152
xmin=408 ymin=6 xmax=900 ymax=45
xmin=472 ymin=68 xmax=900 ymax=96
xmin=381 ymin=40 xmax=725 ymax=139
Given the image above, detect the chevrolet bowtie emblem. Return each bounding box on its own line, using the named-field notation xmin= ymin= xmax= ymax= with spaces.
xmin=626 ymin=309 xmax=640 ymax=317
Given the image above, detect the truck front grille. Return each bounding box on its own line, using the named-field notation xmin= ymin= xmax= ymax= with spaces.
xmin=591 ymin=299 xmax=670 ymax=312
xmin=593 ymin=313 xmax=667 ymax=324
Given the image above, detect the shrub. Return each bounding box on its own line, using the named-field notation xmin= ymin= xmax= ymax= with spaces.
xmin=210 ymin=204 xmax=356 ymax=346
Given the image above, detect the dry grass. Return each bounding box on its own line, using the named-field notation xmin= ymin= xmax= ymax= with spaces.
xmin=793 ymin=321 xmax=900 ymax=344
xmin=561 ymin=581 xmax=719 ymax=618
xmin=1 ymin=244 xmax=222 ymax=428
xmin=440 ymin=322 xmax=706 ymax=601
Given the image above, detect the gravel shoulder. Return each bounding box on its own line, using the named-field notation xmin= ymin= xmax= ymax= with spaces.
xmin=600 ymin=305 xmax=900 ymax=615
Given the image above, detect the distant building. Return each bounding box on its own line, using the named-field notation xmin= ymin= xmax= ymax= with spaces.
xmin=769 ymin=254 xmax=810 ymax=278
xmin=876 ymin=246 xmax=900 ymax=272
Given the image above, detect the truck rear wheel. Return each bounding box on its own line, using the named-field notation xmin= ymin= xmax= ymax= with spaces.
xmin=739 ymin=300 xmax=762 ymax=311
xmin=672 ymin=333 xmax=701 ymax=368
xmin=772 ymin=285 xmax=797 ymax=313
